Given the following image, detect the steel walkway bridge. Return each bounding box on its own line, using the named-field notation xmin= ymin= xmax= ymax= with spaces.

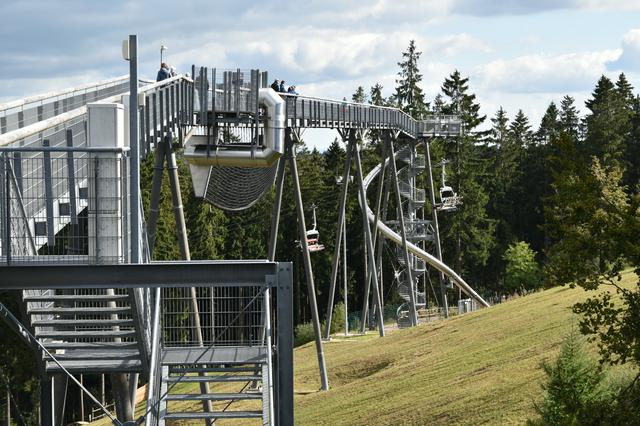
xmin=0 ymin=53 xmax=488 ymax=425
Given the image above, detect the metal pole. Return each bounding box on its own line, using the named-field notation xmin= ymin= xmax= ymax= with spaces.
xmin=353 ymin=132 xmax=385 ymax=337
xmin=267 ymin=154 xmax=287 ymax=261
xmin=287 ymin=129 xmax=329 ymax=390
xmin=145 ymin=140 xmax=167 ymax=254
xmin=323 ymin=134 xmax=353 ymax=339
xmin=424 ymin=139 xmax=449 ymax=317
xmin=387 ymin=134 xmax=418 ymax=326
xmin=362 ymin=139 xmax=388 ymax=325
xmin=164 ymin=135 xmax=213 ymax=420
xmin=129 ymin=34 xmax=140 ymax=264
xmin=343 ymin=217 xmax=348 ymax=336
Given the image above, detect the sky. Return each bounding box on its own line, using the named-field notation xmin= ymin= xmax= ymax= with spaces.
xmin=2 ymin=0 xmax=640 ymax=151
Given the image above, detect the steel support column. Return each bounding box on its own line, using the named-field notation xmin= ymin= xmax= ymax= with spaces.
xmin=323 ymin=130 xmax=353 ymax=339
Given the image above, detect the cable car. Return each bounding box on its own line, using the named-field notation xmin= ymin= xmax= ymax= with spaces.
xmin=437 ymin=160 xmax=462 ymax=212
xmin=306 ymin=204 xmax=325 ymax=252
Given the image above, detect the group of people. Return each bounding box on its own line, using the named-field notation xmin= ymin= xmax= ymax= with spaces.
xmin=156 ymin=63 xmax=177 ymax=82
xmin=270 ymin=79 xmax=299 ymax=95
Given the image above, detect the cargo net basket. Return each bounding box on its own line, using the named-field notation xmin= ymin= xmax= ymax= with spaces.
xmin=201 ymin=126 xmax=278 ymax=211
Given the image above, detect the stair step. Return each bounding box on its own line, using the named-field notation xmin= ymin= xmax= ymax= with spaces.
xmin=27 ymin=307 xmax=130 ymax=315
xmin=169 ymin=366 xmax=261 ymax=374
xmin=46 ymin=359 xmax=142 ymax=373
xmin=32 ymin=319 xmax=134 ymax=327
xmin=163 ymin=412 xmax=262 ymax=420
xmin=37 ymin=330 xmax=136 ymax=339
xmin=43 ymin=342 xmax=139 ymax=350
xmin=44 ymin=350 xmax=140 ymax=360
xmin=24 ymin=294 xmax=129 ymax=302
xmin=166 ymin=375 xmax=261 ymax=383
xmin=166 ymin=393 xmax=262 ymax=401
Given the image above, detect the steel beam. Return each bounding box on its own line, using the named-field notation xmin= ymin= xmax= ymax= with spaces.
xmin=0 ymin=261 xmax=280 ymax=290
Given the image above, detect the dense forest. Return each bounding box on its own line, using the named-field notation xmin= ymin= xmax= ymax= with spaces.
xmin=1 ymin=39 xmax=639 ymax=422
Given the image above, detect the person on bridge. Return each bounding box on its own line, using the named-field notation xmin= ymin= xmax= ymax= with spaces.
xmin=170 ymin=66 xmax=177 ymax=77
xmin=156 ymin=63 xmax=171 ymax=82
xmin=287 ymin=85 xmax=299 ymax=95
xmin=279 ymin=80 xmax=286 ymax=92
xmin=271 ymin=79 xmax=280 ymax=91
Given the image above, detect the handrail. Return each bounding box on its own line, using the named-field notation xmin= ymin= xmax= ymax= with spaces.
xmin=0 ymin=75 xmax=130 ymax=112
xmin=0 ymin=76 xmax=191 ymax=148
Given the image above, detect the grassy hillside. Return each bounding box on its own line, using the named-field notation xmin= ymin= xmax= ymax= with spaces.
xmin=293 ymin=271 xmax=636 ymax=425
xmin=91 ymin=270 xmax=637 ymax=425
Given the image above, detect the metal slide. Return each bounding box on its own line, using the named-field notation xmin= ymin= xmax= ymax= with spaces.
xmin=363 ymin=154 xmax=490 ymax=308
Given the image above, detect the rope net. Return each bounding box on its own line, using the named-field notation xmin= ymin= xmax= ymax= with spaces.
xmin=204 ymin=162 xmax=278 ymax=211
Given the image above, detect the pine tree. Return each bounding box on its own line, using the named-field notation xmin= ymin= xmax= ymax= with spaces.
xmin=438 ymin=70 xmax=494 ymax=281
xmin=583 ymin=75 xmax=630 ymax=166
xmin=394 ymin=40 xmax=429 ymax=118
xmin=559 ymin=95 xmax=580 ymax=140
xmin=536 ymin=102 xmax=560 ymax=145
xmin=352 ymin=86 xmax=367 ymax=103
xmin=370 ymin=83 xmax=385 ymax=106
xmin=509 ymin=109 xmax=533 ymax=147
xmin=490 ymin=107 xmax=509 ymax=144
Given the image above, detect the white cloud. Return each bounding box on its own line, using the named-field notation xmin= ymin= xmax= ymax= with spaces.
xmin=476 ymin=49 xmax=621 ymax=94
xmin=608 ymin=29 xmax=640 ymax=71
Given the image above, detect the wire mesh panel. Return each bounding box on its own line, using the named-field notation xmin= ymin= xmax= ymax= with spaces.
xmin=0 ymin=145 xmax=129 ymax=265
xmin=162 ymin=285 xmax=266 ymax=347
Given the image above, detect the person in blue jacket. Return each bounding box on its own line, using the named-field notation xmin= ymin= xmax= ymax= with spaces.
xmin=156 ymin=63 xmax=171 ymax=82
xmin=279 ymin=80 xmax=286 ymax=92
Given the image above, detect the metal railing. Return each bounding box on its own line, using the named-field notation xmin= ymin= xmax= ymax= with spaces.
xmin=162 ymin=285 xmax=266 ymax=347
xmin=0 ymin=146 xmax=130 ymax=265
xmin=0 ymin=76 xmax=131 ymax=135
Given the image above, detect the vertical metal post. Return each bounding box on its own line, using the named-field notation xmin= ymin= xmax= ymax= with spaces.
xmin=40 ymin=374 xmax=53 ymax=426
xmin=387 ymin=134 xmax=418 ymax=326
xmin=323 ymin=134 xmax=353 ymax=339
xmin=276 ymin=263 xmax=294 ymax=426
xmin=267 ymin=154 xmax=286 ymax=261
xmin=146 ymin=141 xmax=167 ymax=254
xmin=42 ymin=139 xmax=55 ymax=247
xmin=287 ymin=129 xmax=329 ymax=390
xmin=128 ymin=35 xmax=140 ymax=265
xmin=1 ymin=153 xmax=9 ymax=264
xmin=353 ymin=132 xmax=385 ymax=337
xmin=164 ymin=135 xmax=213 ymax=421
xmin=343 ymin=217 xmax=348 ymax=336
xmin=65 ymin=130 xmax=78 ymax=225
xmin=424 ymin=139 xmax=449 ymax=317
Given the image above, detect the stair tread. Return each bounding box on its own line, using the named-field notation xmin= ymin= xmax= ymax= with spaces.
xmin=166 ymin=375 xmax=261 ymax=383
xmin=28 ymin=307 xmax=130 ymax=314
xmin=37 ymin=330 xmax=135 ymax=338
xmin=166 ymin=393 xmax=262 ymax=401
xmin=169 ymin=366 xmax=261 ymax=373
xmin=24 ymin=294 xmax=129 ymax=301
xmin=43 ymin=342 xmax=139 ymax=350
xmin=163 ymin=411 xmax=262 ymax=420
xmin=32 ymin=319 xmax=134 ymax=326
xmin=46 ymin=359 xmax=142 ymax=373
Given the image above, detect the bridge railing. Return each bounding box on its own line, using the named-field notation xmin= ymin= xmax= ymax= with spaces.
xmin=0 ymin=76 xmax=132 ymax=135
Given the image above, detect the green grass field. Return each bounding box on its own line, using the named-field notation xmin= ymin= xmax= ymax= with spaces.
xmin=91 ymin=270 xmax=637 ymax=425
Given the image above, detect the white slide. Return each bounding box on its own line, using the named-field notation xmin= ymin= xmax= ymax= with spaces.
xmin=363 ymin=155 xmax=490 ymax=308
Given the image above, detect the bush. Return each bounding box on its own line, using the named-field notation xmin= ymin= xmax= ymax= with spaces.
xmin=329 ymin=302 xmax=346 ymax=334
xmin=294 ymin=322 xmax=316 ymax=347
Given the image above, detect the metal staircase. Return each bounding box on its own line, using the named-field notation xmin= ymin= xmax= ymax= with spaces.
xmin=25 ymin=288 xmax=148 ymax=373
xmin=157 ymin=356 xmax=272 ymax=424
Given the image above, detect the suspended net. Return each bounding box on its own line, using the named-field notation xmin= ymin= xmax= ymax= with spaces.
xmin=203 ymin=162 xmax=278 ymax=211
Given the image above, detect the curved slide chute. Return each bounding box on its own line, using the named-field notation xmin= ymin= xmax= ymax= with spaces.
xmin=363 ymin=155 xmax=490 ymax=308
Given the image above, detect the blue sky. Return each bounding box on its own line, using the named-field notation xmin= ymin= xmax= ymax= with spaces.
xmin=1 ymin=0 xmax=639 ymax=150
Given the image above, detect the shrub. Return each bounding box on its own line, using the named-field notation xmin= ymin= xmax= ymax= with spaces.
xmin=294 ymin=322 xmax=316 ymax=347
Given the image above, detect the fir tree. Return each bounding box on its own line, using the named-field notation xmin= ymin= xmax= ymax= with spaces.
xmin=536 ymin=102 xmax=560 ymax=145
xmin=352 ymin=86 xmax=367 ymax=103
xmin=559 ymin=95 xmax=580 ymax=140
xmin=370 ymin=83 xmax=385 ymax=106
xmin=509 ymin=109 xmax=533 ymax=147
xmin=394 ymin=40 xmax=428 ymax=118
